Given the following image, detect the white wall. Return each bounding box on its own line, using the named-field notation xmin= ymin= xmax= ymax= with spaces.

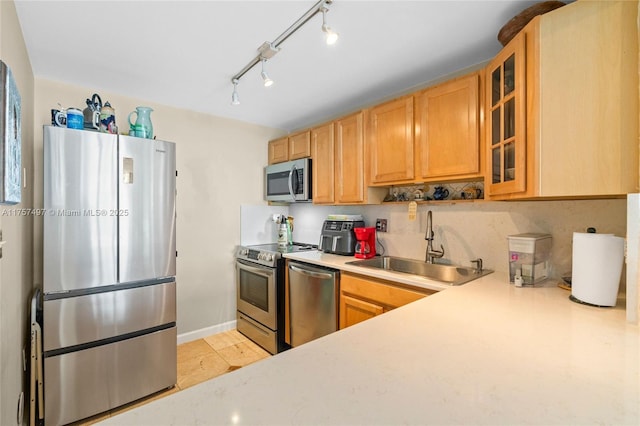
xmin=32 ymin=80 xmax=284 ymax=337
xmin=0 ymin=1 xmax=35 ymax=424
xmin=290 ymin=199 xmax=627 ymax=283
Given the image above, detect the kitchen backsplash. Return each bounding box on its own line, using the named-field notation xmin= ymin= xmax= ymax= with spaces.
xmin=240 ymin=204 xmax=288 ymax=245
xmin=288 ymin=199 xmax=627 ymax=283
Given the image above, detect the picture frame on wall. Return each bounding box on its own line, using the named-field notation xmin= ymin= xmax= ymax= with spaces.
xmin=0 ymin=59 xmax=22 ymax=205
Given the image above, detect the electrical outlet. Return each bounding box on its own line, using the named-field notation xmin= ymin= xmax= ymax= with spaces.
xmin=376 ymin=219 xmax=388 ymax=232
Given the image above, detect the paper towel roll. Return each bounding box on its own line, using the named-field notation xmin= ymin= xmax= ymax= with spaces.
xmin=571 ymin=232 xmax=624 ymax=307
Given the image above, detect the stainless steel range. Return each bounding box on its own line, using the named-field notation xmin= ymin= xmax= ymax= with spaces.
xmin=235 ymin=242 xmax=316 ymax=354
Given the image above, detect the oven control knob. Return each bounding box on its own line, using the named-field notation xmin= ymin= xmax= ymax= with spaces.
xmin=264 ymin=253 xmax=273 ymax=262
xmin=258 ymin=253 xmax=266 ymax=261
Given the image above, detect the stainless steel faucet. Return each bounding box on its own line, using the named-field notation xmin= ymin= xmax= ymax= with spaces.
xmin=425 ymin=210 xmax=444 ymax=263
xmin=471 ymin=258 xmax=483 ymax=274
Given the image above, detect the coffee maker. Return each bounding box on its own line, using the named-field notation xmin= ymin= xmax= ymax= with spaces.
xmin=354 ymin=227 xmax=376 ymax=259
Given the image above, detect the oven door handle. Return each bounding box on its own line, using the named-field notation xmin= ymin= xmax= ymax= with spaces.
xmin=237 ymin=260 xmax=274 ymax=278
xmin=289 ymin=264 xmax=334 ymax=280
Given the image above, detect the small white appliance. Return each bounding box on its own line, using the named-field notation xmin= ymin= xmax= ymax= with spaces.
xmin=570 ymin=232 xmax=625 ymax=307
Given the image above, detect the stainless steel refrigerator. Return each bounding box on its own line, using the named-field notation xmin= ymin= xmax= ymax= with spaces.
xmin=42 ymin=125 xmax=177 ymax=425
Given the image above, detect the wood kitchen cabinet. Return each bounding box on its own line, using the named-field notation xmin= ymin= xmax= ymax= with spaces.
xmin=268 ymin=137 xmax=289 ymax=165
xmin=311 ymin=122 xmax=335 ymax=204
xmin=312 ymin=112 xmax=386 ymax=205
xmin=415 ymin=72 xmax=483 ymax=182
xmin=339 ymin=272 xmax=434 ymax=329
xmin=340 ymin=294 xmax=383 ymax=327
xmin=268 ymin=131 xmax=311 ymax=165
xmin=485 ymin=30 xmax=526 ymax=196
xmin=288 ymin=131 xmax=311 ymax=160
xmin=335 ymin=112 xmax=366 ymax=203
xmin=367 ymin=96 xmax=415 ymax=185
xmin=485 ymin=0 xmax=639 ymax=199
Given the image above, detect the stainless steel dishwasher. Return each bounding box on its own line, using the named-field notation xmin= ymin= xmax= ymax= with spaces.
xmin=288 ymin=261 xmax=339 ymax=347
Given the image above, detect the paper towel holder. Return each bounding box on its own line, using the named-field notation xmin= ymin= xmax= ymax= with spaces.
xmin=569 ymin=294 xmax=613 ymax=308
xmin=570 ymin=230 xmax=624 ymax=308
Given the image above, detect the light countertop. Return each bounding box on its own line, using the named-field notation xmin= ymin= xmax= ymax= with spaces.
xmin=102 ymin=254 xmax=639 ymax=425
xmin=283 ymin=251 xmax=454 ymax=292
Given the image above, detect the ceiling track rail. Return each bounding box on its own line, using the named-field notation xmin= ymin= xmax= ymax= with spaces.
xmin=230 ymin=0 xmax=333 ymax=83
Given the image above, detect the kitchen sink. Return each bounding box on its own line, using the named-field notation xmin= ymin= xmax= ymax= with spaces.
xmin=345 ymin=256 xmax=493 ymax=286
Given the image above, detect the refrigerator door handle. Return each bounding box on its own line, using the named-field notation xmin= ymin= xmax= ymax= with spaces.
xmin=122 ymin=157 xmax=134 ymax=184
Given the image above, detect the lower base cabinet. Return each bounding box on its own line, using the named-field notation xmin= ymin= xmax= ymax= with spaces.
xmin=339 ymin=272 xmax=435 ymax=329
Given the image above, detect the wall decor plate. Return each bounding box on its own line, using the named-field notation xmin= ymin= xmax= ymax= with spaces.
xmin=0 ymin=60 xmax=21 ymax=205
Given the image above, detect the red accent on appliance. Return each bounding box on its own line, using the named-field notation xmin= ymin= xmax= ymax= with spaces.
xmin=354 ymin=227 xmax=376 ymax=259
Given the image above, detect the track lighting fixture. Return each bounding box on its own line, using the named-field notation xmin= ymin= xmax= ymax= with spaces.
xmin=229 ymin=0 xmax=338 ymax=104
xmin=231 ymin=79 xmax=240 ymax=105
xmin=321 ymin=5 xmax=339 ymax=45
xmin=260 ymin=59 xmax=274 ymax=87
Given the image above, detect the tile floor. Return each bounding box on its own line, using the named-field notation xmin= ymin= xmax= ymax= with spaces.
xmin=72 ymin=330 xmax=271 ymax=425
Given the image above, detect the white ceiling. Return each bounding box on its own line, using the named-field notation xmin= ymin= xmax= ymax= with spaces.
xmin=14 ymin=0 xmax=542 ymax=131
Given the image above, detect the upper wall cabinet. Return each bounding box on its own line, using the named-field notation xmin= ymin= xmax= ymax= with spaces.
xmin=268 ymin=131 xmax=311 ymax=165
xmin=335 ymin=112 xmax=385 ymax=204
xmin=486 ymin=0 xmax=639 ymax=199
xmin=312 ymin=112 xmax=386 ymax=205
xmin=367 ymin=96 xmax=415 ymax=185
xmin=415 ymin=72 xmax=483 ymax=182
xmin=268 ymin=137 xmax=289 ymax=165
xmin=289 ymin=131 xmax=311 ymax=160
xmin=335 ymin=112 xmax=366 ymax=204
xmin=311 ymin=122 xmax=335 ymax=204
xmin=485 ymin=31 xmax=527 ymax=196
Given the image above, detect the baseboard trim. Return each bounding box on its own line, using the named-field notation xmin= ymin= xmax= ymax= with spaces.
xmin=176 ymin=320 xmax=237 ymax=345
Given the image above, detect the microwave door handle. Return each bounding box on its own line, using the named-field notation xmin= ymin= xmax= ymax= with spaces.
xmin=288 ymin=164 xmax=297 ymax=201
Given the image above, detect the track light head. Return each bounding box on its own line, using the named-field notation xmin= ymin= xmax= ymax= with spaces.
xmin=261 ymin=71 xmax=274 ymax=87
xmin=261 ymin=59 xmax=274 ymax=87
xmin=231 ymin=79 xmax=240 ymax=106
xmin=323 ymin=25 xmax=338 ymax=45
xmin=230 ymin=0 xmax=339 ymax=103
xmin=321 ymin=5 xmax=338 ymax=45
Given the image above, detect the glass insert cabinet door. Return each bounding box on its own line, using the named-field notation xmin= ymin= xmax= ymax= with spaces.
xmin=486 ymin=32 xmax=527 ymax=196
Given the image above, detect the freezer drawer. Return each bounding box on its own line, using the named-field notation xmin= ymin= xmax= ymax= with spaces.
xmin=43 ymin=281 xmax=176 ymax=351
xmin=44 ymin=326 xmax=176 ymax=426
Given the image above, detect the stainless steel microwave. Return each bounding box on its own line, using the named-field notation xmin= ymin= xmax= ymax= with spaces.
xmin=264 ymin=158 xmax=312 ymax=202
